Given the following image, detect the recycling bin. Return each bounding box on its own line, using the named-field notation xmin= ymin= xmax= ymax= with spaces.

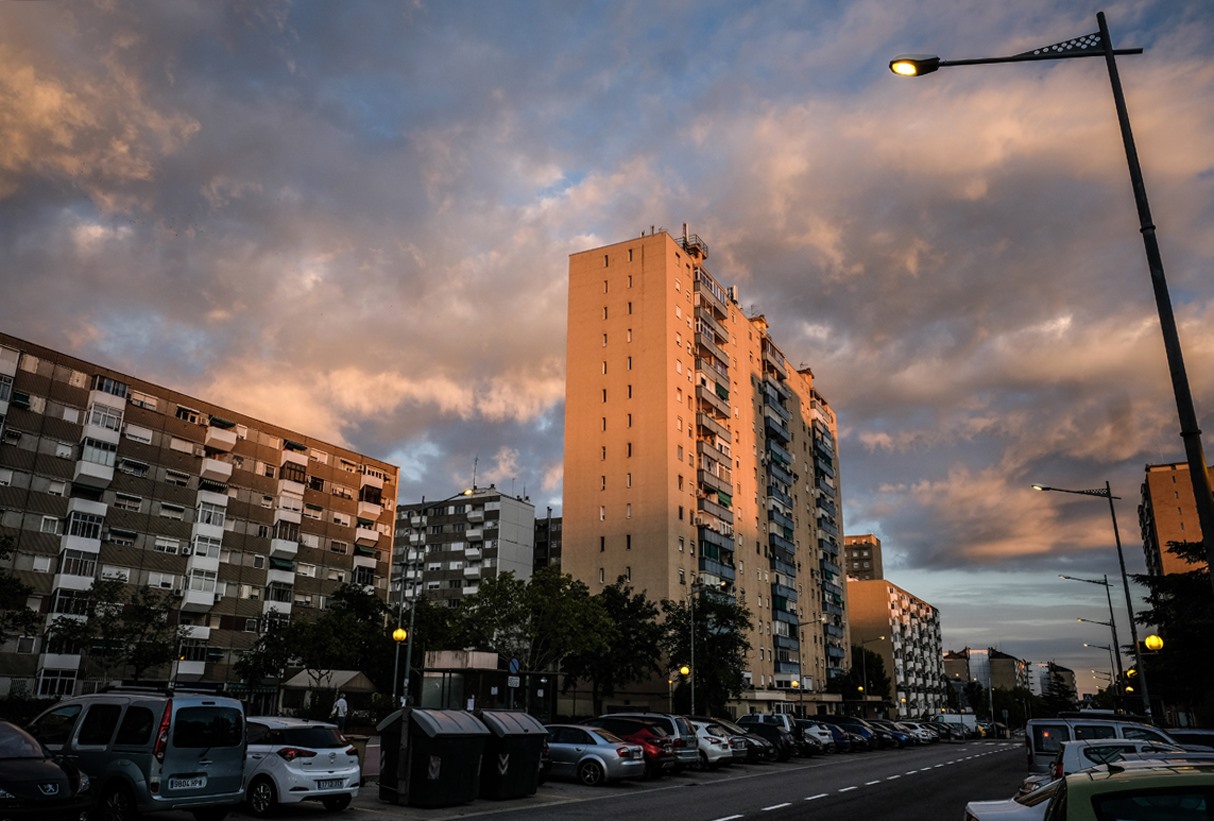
xmin=376 ymin=707 xmax=489 ymax=807
xmin=476 ymin=710 xmax=548 ymax=799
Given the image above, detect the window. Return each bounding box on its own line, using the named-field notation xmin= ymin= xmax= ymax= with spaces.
xmin=274 ymin=519 xmax=299 ymax=541
xmin=159 ymin=503 xmax=185 ymax=521
xmin=175 ymin=405 xmax=201 ymax=424
xmin=197 ymin=502 xmax=226 ymax=527
xmin=600 ymin=536 xmax=605 ymax=553
xmin=333 ymin=512 xmax=351 ymax=527
xmin=165 ymin=469 xmax=190 ymax=486
xmin=124 ymin=424 xmax=152 ymax=444
xmin=60 ymin=549 xmax=96 ymax=577
xmin=0 ymin=374 xmax=10 ymax=403
xmin=154 ymin=537 xmax=180 ymax=555
xmin=80 ymin=438 xmax=117 ymax=467
xmin=107 ymin=529 xmax=136 ymax=547
xmin=148 ymin=572 xmax=175 ymax=590
xmin=67 ymin=511 xmax=103 ymax=540
xmin=32 ymin=555 xmax=52 ymax=573
xmin=354 ymin=566 xmax=375 ymax=586
xmin=88 ymin=403 xmax=123 ymax=431
xmin=280 ymin=461 xmax=306 ymax=484
xmin=626 ymin=503 xmax=632 ymax=519
xmin=128 ymin=390 xmax=157 ymax=410
xmin=54 ymin=441 xmax=72 ymax=459
xmin=599 ymin=505 xmax=605 ymax=521
xmin=602 ymin=333 xmax=608 ymax=347
xmin=626 ymin=534 xmax=632 ymax=549
xmin=598 ymin=568 xmax=605 ymax=583
xmin=92 ymin=375 xmax=128 ymax=398
xmin=308 ymin=476 xmax=325 ymax=492
xmin=330 ymin=540 xmax=348 ymax=555
xmin=40 ymin=515 xmax=61 ymax=535
xmin=192 ymin=535 xmax=221 ymax=558
xmin=113 ymin=493 xmax=142 ymax=512
xmin=38 ymin=669 xmax=77 ymax=698
xmin=188 ymin=569 xmax=217 ymax=593
xmin=118 ymin=459 xmax=149 ymax=477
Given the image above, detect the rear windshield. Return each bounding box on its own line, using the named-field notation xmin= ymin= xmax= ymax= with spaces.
xmin=282 ymin=726 xmax=347 ymax=749
xmin=173 ymin=707 xmax=244 ymax=748
xmin=1033 ymin=724 xmax=1070 ymax=754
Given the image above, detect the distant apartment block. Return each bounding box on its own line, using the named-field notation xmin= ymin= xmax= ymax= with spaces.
xmin=0 ymin=334 xmax=399 ymax=698
xmin=534 ymin=510 xmax=562 ymax=572
xmin=847 ymin=578 xmax=944 ymax=717
xmin=562 ymin=228 xmax=848 ymax=713
xmin=1138 ymin=461 xmax=1214 ymax=576
xmin=393 ymin=485 xmax=534 ymax=607
xmin=843 ymin=533 xmax=884 ymax=580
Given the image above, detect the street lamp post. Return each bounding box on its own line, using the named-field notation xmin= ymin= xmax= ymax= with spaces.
xmin=1035 ymin=483 xmax=1153 ymax=718
xmin=689 ymin=576 xmax=727 ymax=716
xmin=1062 ymin=574 xmax=1124 ymax=682
xmin=892 ymin=14 xmax=1214 ymax=597
xmin=1082 ymin=641 xmax=1118 ymax=687
xmin=857 ymin=635 xmax=885 ymax=717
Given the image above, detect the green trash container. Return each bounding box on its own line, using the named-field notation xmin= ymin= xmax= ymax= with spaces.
xmin=476 ymin=711 xmax=547 ymax=799
xmin=376 ymin=708 xmax=489 ymax=808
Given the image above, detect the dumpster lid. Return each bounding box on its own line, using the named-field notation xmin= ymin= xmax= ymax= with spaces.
xmin=477 ymin=710 xmax=547 ymax=736
xmin=410 ymin=709 xmax=490 ymax=738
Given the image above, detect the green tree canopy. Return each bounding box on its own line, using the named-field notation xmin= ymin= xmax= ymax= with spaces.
xmin=661 ymin=591 xmax=752 ymax=716
xmin=0 ymin=536 xmax=39 ymax=644
xmin=826 ymin=645 xmax=892 ymax=706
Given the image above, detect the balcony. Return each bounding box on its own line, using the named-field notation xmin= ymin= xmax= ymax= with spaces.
xmin=465 ymin=527 xmax=483 ymax=540
xmin=355 ymin=527 xmax=379 ymax=547
xmin=267 ymin=567 xmax=295 ymax=586
xmin=698 ymin=526 xmax=735 ymax=552
xmin=771 ymin=582 xmax=797 ymax=602
xmin=462 ymin=585 xmax=479 ymax=596
xmin=697 ymin=555 xmax=736 ymax=582
xmin=465 ymin=546 xmax=482 ymax=560
xmin=697 ymin=496 xmax=734 ymax=525
xmin=764 ymin=414 xmax=790 ymax=444
xmin=770 ymin=556 xmax=797 ymax=578
xmin=773 ymin=608 xmax=798 ymax=625
xmin=696 ymin=413 xmax=731 ymax=443
xmin=205 ymin=426 xmax=238 ymax=452
xmin=408 ymin=532 xmax=425 ymax=546
xmin=768 ymin=532 xmax=795 ymax=554
xmin=463 ymin=565 xmax=481 ymax=578
xmin=357 ymin=500 xmax=383 ymax=520
xmin=360 ymin=472 xmax=384 ymax=490
xmin=695 ymin=276 xmax=728 ymax=318
xmin=467 ymin=508 xmax=484 ymax=523
xmin=263 ymin=599 xmax=293 ymax=617
xmin=767 ymin=507 xmax=794 ymax=532
xmin=697 ymin=468 xmax=730 ymax=495
xmin=181 ymin=589 xmax=215 ymax=614
xmin=773 ymin=634 xmax=800 ymax=651
xmin=264 ymin=537 xmax=297 ymax=561
xmin=696 ymin=331 xmax=728 ymax=368
xmin=73 ymin=459 xmax=114 ymax=489
xmin=200 ymin=457 xmax=233 ymax=483
xmin=695 ymin=384 xmax=730 ymax=418
xmin=763 ymin=393 xmax=790 ymax=421
xmin=762 ymin=344 xmax=787 ymax=379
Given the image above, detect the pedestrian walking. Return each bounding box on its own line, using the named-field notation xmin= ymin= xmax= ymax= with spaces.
xmin=331 ymin=692 xmax=348 ymax=732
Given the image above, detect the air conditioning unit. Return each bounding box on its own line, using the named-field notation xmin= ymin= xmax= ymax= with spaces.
xmin=180 ymin=548 xmax=192 ymax=556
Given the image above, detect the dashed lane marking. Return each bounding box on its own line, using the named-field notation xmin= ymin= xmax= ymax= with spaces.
xmin=806 ymin=794 xmax=828 ymax=801
xmin=839 ymin=786 xmax=857 ymax=792
xmin=761 ymin=803 xmax=791 ymax=811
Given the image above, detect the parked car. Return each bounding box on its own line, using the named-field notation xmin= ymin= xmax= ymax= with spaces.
xmin=964 ymin=777 xmax=1061 ymax=821
xmin=738 ymin=723 xmax=796 ymax=762
xmin=819 ymin=715 xmax=883 ymax=750
xmin=582 ymin=717 xmax=675 ymax=779
xmin=896 ymin=721 xmax=937 ymax=744
xmin=0 ymin=720 xmax=92 ymax=821
xmin=868 ymin=718 xmax=914 ymax=748
xmin=600 ymin=712 xmax=698 ymax=771
xmin=242 ymin=717 xmax=359 ymax=816
xmin=1166 ymin=728 xmax=1214 ymax=749
xmin=1020 ymin=738 xmax=1188 ymax=796
xmin=1024 ymin=717 xmax=1179 ymax=773
xmin=542 ymin=724 xmax=645 ymax=786
xmin=689 ymin=716 xmax=773 ymax=763
xmin=797 ymin=719 xmax=838 ymax=753
xmin=1039 ymin=760 xmax=1214 ymax=820
xmin=738 ymin=713 xmax=816 ymax=755
xmin=27 ymin=688 xmax=245 ymax=821
xmin=687 ymin=721 xmax=735 ymax=770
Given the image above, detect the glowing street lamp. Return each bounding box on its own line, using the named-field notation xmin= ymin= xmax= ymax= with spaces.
xmin=891 ymin=14 xmax=1214 ymax=594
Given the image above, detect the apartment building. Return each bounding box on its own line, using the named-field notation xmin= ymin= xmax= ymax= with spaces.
xmin=393 ymin=486 xmax=534 ymax=608
xmin=847 ymin=578 xmax=944 ymax=718
xmin=843 ymin=533 xmax=884 ymax=581
xmin=534 ymin=510 xmax=562 ymax=572
xmin=1138 ymin=461 xmax=1214 ymax=576
xmin=562 ymin=228 xmax=848 ymax=713
xmin=0 ymin=334 xmax=399 ymax=697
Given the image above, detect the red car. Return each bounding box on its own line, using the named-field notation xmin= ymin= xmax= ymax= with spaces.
xmin=583 ymin=717 xmax=676 ymax=779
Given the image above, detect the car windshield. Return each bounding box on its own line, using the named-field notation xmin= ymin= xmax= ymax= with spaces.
xmin=0 ymin=724 xmax=48 ymax=760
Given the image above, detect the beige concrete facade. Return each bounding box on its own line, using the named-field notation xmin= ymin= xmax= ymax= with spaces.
xmin=563 ymin=229 xmax=848 ymax=714
xmin=1139 ymin=461 xmax=1214 ymax=577
xmin=843 ymin=533 xmax=884 ymax=580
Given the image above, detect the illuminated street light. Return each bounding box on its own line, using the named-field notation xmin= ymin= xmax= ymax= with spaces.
xmin=1061 ymin=574 xmax=1124 ymax=682
xmin=891 ymin=13 xmax=1214 ymax=594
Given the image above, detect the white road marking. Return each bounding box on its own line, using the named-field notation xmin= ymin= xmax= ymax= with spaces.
xmin=710 ymin=816 xmax=744 ymax=821
xmin=806 ymin=794 xmax=828 ymax=801
xmin=865 ymin=780 xmax=881 ymax=785
xmin=839 ymin=786 xmax=857 ymax=792
xmin=886 ymin=775 xmax=901 ymax=780
xmin=762 ymin=803 xmax=792 ymax=811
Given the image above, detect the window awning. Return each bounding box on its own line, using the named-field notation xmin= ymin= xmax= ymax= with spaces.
xmin=268 ymin=557 xmax=296 ymax=571
xmin=716 ymin=491 xmax=732 ymax=507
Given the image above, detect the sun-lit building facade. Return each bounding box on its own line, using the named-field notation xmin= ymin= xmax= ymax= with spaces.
xmin=847 ymin=578 xmax=944 ymax=717
xmin=562 ymin=228 xmax=848 ymax=713
xmin=1138 ymin=461 xmax=1214 ymax=577
xmin=0 ymin=333 xmax=398 ymax=698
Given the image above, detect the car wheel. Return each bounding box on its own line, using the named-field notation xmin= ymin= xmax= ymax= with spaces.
xmin=321 ymin=795 xmax=351 ymax=812
xmin=698 ymin=751 xmax=710 ymax=770
xmin=99 ymin=784 xmax=140 ymax=821
xmin=191 ymin=808 xmax=230 ymax=821
xmin=246 ymin=777 xmax=278 ymax=818
xmin=576 ymin=760 xmax=605 ymax=786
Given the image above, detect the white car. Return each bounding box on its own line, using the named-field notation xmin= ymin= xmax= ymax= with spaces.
xmin=689 ymin=720 xmax=736 ymax=769
xmin=797 ymin=719 xmax=838 ymax=751
xmin=898 ymin=721 xmax=939 ymax=744
xmin=1019 ymin=737 xmax=1186 ymax=796
xmin=244 ymin=716 xmax=361 ymax=816
xmin=964 ymin=777 xmax=1061 ymax=821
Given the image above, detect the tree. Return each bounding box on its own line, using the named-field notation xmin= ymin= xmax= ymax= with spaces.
xmin=0 ymin=536 xmax=39 ymax=644
xmin=661 ymin=592 xmax=752 ymax=716
xmin=46 ymin=580 xmax=186 ymax=683
xmin=1132 ymin=538 xmax=1214 ymax=724
xmin=1041 ymin=664 xmax=1076 ymax=716
xmin=460 ymin=567 xmax=610 ymax=675
xmin=563 ymin=577 xmax=665 ymax=715
xmin=826 ymin=645 xmax=892 ymax=707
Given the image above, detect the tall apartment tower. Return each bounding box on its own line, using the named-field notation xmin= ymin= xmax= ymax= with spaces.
xmin=563 ymin=229 xmax=848 ymax=711
xmin=393 ymin=486 xmax=535 ymax=608
xmin=1139 ymin=461 xmax=1214 ymax=576
xmin=0 ymin=334 xmax=399 ymax=699
xmin=847 ymin=578 xmax=944 ymax=718
xmin=843 ymin=533 xmax=884 ymax=580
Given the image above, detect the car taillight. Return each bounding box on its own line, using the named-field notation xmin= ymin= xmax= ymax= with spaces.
xmin=345 ymin=745 xmax=359 ymax=757
xmin=152 ymin=700 xmax=173 ymax=764
xmin=277 ymin=747 xmax=318 ymax=761
xmin=1051 ymin=762 xmax=1062 ymax=779
xmin=615 ymin=746 xmax=634 ymax=759
xmin=674 ymin=737 xmax=687 ymax=748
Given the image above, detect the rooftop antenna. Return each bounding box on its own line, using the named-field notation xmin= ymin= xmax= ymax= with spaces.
xmin=471 ymin=455 xmax=478 ymax=490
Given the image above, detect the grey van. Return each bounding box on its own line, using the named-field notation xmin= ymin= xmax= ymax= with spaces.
xmin=28 ymin=688 xmax=246 ymax=821
xmin=1024 ymin=717 xmax=1178 ymax=773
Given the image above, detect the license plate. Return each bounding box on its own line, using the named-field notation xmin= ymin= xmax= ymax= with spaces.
xmin=169 ymin=776 xmax=206 ymax=790
xmin=318 ymin=779 xmax=344 ymax=789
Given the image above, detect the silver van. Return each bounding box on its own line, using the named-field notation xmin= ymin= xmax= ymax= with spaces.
xmin=28 ymin=688 xmax=246 ymax=821
xmin=600 ymin=712 xmax=699 ymax=770
xmin=1024 ymin=717 xmax=1178 ymax=773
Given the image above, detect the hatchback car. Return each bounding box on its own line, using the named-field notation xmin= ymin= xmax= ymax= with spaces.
xmin=582 ymin=717 xmax=675 ymax=778
xmin=688 ymin=721 xmax=736 ymax=770
xmin=243 ymin=717 xmax=360 ymax=816
xmin=543 ymin=725 xmax=645 ymax=786
xmin=0 ymin=720 xmax=92 ymax=821
xmin=27 ymin=688 xmax=245 ymax=821
xmin=1023 ymin=737 xmax=1188 ymax=795
xmin=1041 ymin=760 xmax=1214 ymax=820
xmin=599 ymin=712 xmax=698 ymax=771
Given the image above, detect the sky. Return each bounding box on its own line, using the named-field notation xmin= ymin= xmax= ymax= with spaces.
xmin=3 ymin=0 xmax=1213 ymax=695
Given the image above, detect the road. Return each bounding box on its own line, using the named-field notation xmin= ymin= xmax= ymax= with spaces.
xmin=318 ymin=738 xmax=1025 ymax=821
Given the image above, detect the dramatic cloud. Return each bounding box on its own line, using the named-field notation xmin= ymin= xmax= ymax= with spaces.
xmin=3 ymin=0 xmax=1212 ymax=692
